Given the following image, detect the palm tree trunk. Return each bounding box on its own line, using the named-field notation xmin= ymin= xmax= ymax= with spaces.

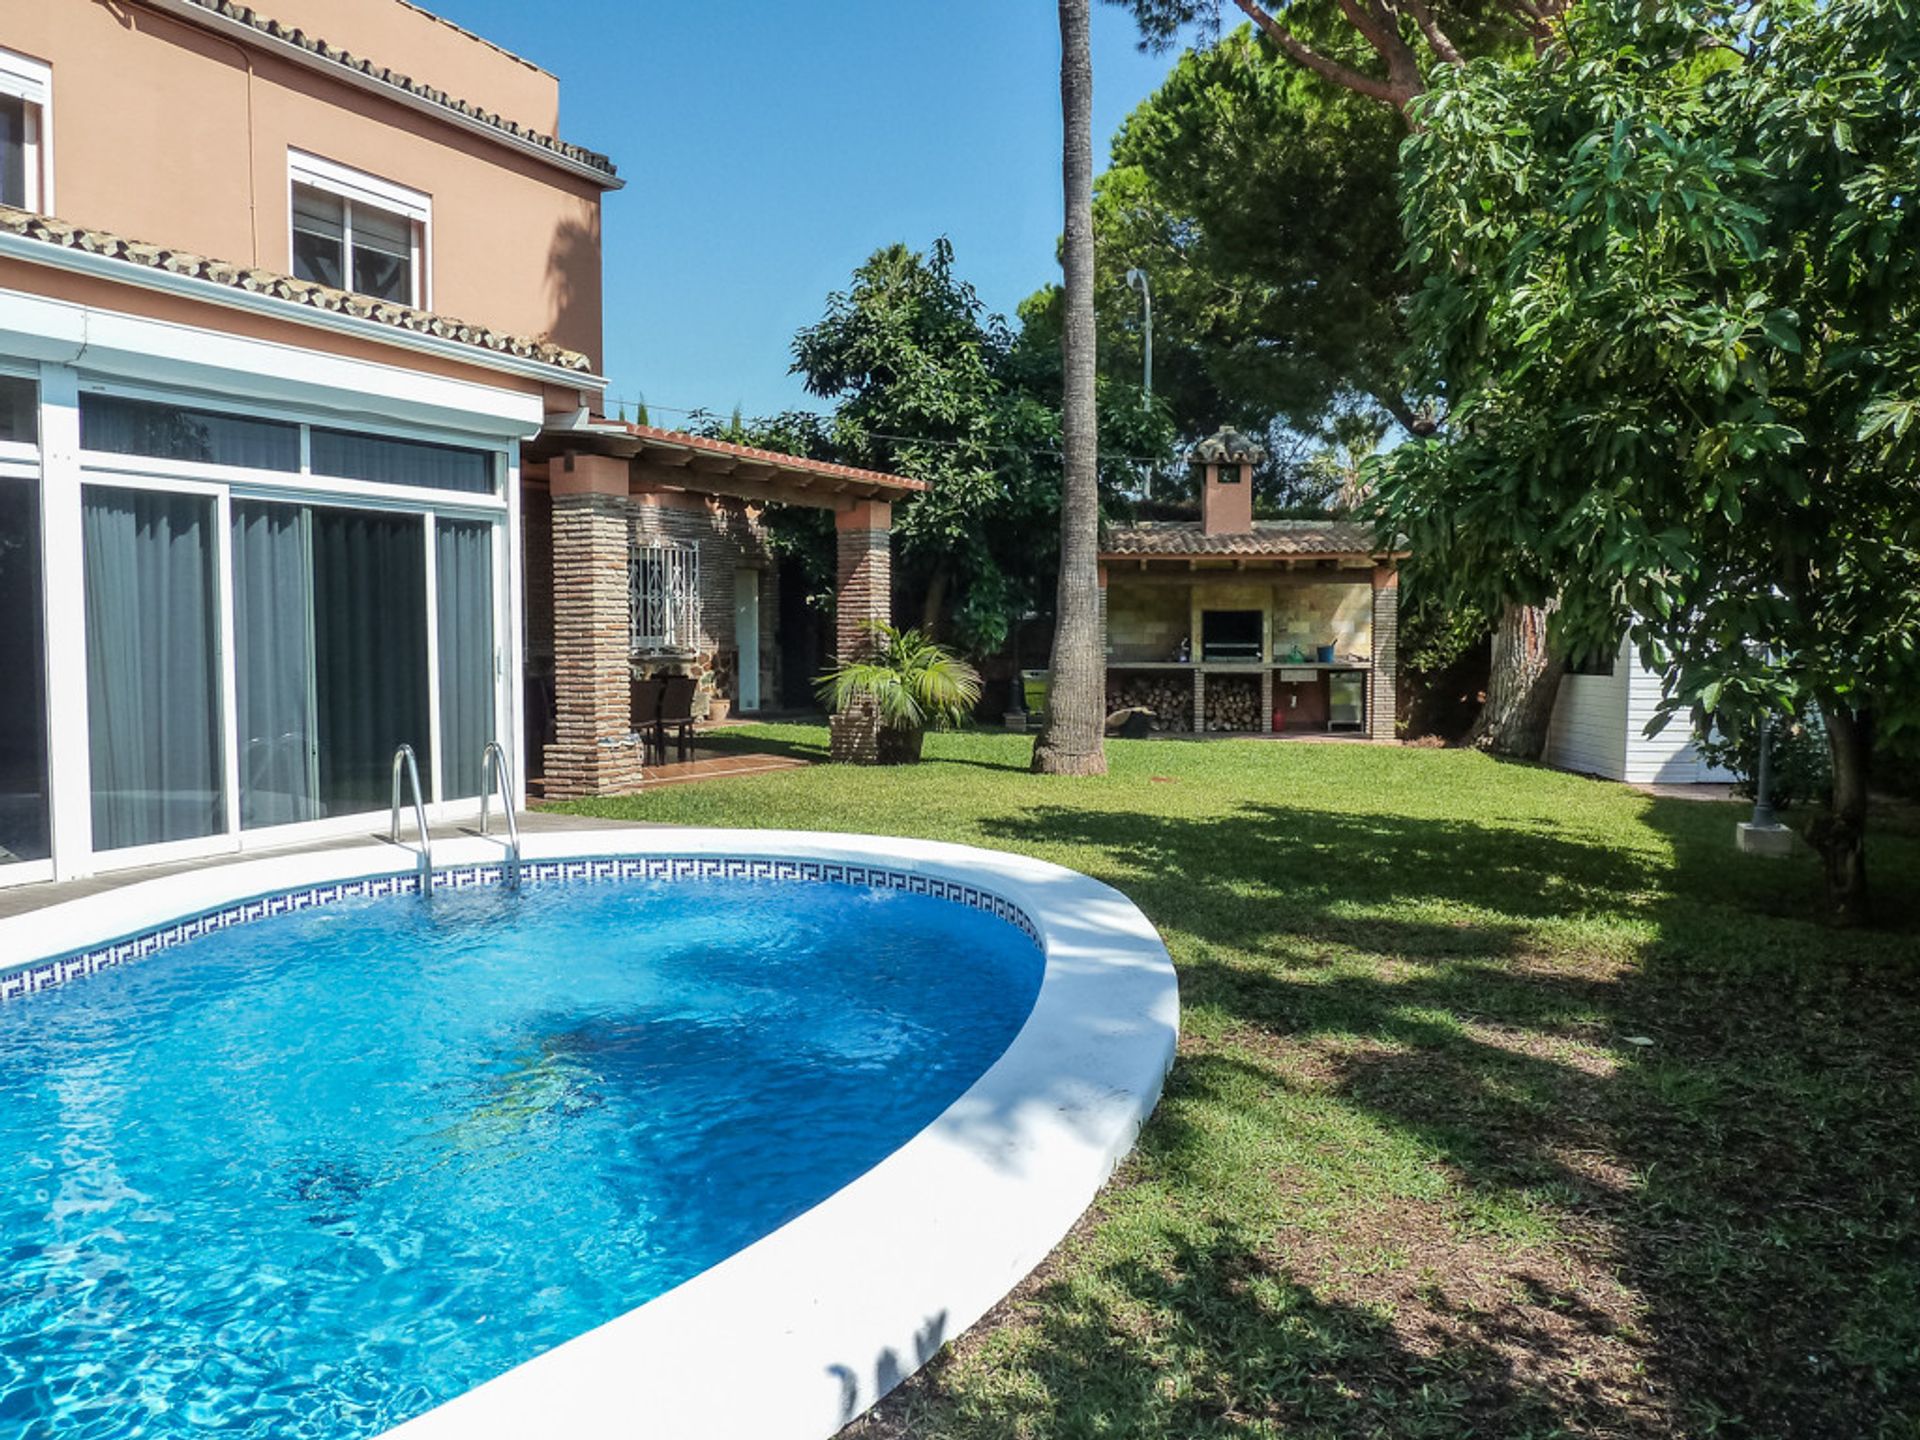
xmin=1033 ymin=0 xmax=1108 ymax=777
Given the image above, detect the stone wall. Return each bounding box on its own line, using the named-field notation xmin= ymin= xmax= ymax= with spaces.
xmin=1272 ymin=578 xmax=1373 ymax=662
xmin=1107 ymin=582 xmax=1191 ymax=663
xmin=627 ymin=492 xmax=780 ymax=717
xmin=1105 ymin=574 xmax=1375 ymax=664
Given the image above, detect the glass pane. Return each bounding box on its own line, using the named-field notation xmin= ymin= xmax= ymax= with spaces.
xmin=436 ymin=520 xmax=496 ymax=800
xmin=351 ymin=202 xmax=412 ymax=256
xmin=0 ymin=96 xmax=25 ymax=211
xmin=234 ymin=502 xmax=320 ymax=829
xmin=309 ymin=428 xmax=494 ymax=494
xmin=80 ymin=393 xmax=299 ymax=471
xmin=311 ymin=507 xmax=430 ymax=815
xmin=83 ymin=487 xmax=224 ymax=850
xmin=351 ymin=241 xmax=412 ymax=303
xmin=291 ymin=183 xmax=345 ymax=239
xmin=0 ymin=374 xmax=35 ymax=444
xmin=0 ymin=480 xmax=50 ymax=863
xmin=292 ymin=228 xmax=345 ymax=290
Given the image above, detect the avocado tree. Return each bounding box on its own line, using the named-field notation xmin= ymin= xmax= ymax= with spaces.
xmin=1376 ymin=0 xmax=1920 ymax=924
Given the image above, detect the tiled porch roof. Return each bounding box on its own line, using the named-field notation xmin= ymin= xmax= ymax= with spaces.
xmin=616 ymin=423 xmax=928 ymax=493
xmin=537 ymin=419 xmax=927 ymax=501
xmin=1103 ymin=519 xmax=1391 ymax=559
xmin=0 ymin=206 xmax=594 ymax=373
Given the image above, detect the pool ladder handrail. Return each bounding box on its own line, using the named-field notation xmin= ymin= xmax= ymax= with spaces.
xmin=478 ymin=740 xmax=522 ymax=891
xmin=389 ymin=743 xmax=434 ymax=897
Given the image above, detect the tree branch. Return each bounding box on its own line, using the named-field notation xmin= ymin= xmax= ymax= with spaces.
xmin=1228 ymin=0 xmax=1413 ymax=110
xmin=1401 ymin=0 xmax=1467 ymax=65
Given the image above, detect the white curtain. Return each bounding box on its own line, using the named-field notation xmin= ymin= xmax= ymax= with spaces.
xmin=436 ymin=519 xmax=496 ymax=799
xmin=83 ymin=487 xmax=224 ymax=850
xmin=234 ymin=502 xmax=319 ymax=828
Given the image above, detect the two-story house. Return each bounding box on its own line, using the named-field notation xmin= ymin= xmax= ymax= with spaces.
xmin=0 ymin=0 xmax=620 ymax=885
xmin=0 ymin=0 xmax=922 ymax=887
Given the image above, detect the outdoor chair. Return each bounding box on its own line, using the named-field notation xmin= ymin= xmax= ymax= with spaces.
xmin=657 ymin=675 xmax=698 ymax=762
xmin=631 ymin=677 xmax=666 ymax=766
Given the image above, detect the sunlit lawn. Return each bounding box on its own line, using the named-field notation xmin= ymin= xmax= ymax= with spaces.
xmin=556 ymin=724 xmax=1920 ymax=1439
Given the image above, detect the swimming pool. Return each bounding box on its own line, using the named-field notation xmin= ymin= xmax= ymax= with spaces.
xmin=0 ymin=832 xmax=1177 ymax=1440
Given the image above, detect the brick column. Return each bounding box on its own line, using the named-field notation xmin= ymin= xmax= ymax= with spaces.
xmin=1260 ymin=667 xmax=1275 ymax=735
xmin=830 ymin=500 xmax=892 ymax=763
xmin=1370 ymin=566 xmax=1400 ymax=742
xmin=1192 ymin=669 xmax=1207 ymax=734
xmin=1096 ymin=564 xmax=1110 ymax=713
xmin=543 ymin=452 xmax=645 ymax=796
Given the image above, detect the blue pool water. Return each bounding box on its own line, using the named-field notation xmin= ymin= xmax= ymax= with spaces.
xmin=0 ymin=876 xmax=1043 ymax=1439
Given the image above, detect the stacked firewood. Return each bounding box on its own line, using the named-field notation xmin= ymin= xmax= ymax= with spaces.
xmin=1105 ymin=674 xmax=1194 ymax=732
xmin=1204 ymin=675 xmax=1263 ymax=732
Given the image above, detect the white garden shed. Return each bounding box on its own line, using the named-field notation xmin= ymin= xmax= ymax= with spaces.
xmin=1543 ymin=635 xmax=1737 ymax=785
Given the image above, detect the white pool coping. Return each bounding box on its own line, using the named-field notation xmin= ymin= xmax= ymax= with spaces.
xmin=1 ymin=829 xmax=1180 ymax=1440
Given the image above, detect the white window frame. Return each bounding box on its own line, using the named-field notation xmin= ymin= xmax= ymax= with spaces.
xmin=0 ymin=47 xmax=52 ymax=214
xmin=48 ymin=377 xmax=512 ymax=877
xmin=73 ymin=378 xmax=505 ymax=513
xmin=631 ymin=540 xmax=701 ymax=654
xmin=288 ymin=149 xmax=431 ymax=309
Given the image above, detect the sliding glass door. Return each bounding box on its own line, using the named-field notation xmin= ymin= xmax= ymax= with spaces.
xmin=233 ymin=501 xmax=435 ymax=825
xmin=233 ymin=503 xmax=319 ymax=828
xmin=83 ymin=487 xmax=224 ymax=851
xmin=0 ymin=478 xmax=49 ymax=866
xmin=436 ymin=519 xmax=496 ymax=800
xmin=312 ymin=508 xmax=431 ymax=814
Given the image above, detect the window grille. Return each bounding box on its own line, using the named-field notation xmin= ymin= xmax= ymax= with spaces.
xmin=630 ymin=540 xmax=700 ymax=652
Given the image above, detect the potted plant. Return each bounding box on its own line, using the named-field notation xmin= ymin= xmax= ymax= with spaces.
xmin=816 ymin=620 xmax=982 ymax=764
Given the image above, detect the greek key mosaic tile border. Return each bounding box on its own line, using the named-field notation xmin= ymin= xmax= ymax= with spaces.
xmin=0 ymin=856 xmax=1042 ymax=1004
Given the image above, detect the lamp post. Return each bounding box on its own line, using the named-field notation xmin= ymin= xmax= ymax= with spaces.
xmin=1751 ymin=711 xmax=1777 ymax=828
xmin=1125 ymin=267 xmax=1152 ymax=497
xmin=1736 ymin=708 xmax=1792 ymax=856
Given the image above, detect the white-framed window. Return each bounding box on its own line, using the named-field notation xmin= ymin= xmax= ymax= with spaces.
xmin=288 ymin=150 xmax=430 ymax=308
xmin=0 ymin=48 xmax=52 ymax=213
xmin=631 ymin=540 xmax=700 ymax=653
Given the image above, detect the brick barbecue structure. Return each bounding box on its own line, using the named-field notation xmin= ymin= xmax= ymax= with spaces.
xmin=522 ymin=422 xmax=924 ymax=795
xmin=1101 ymin=429 xmax=1405 ymax=741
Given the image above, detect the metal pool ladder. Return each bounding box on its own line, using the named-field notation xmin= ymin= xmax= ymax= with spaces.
xmin=479 ymin=740 xmax=522 ymax=892
xmin=389 ymin=743 xmax=434 ymax=897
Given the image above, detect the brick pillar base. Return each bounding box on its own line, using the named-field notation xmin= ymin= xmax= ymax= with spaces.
xmin=830 ymin=500 xmax=892 ymax=764
xmin=1370 ymin=566 xmax=1400 ymax=742
xmin=543 ymin=454 xmax=646 ymax=797
xmin=1192 ymin=669 xmax=1207 ymax=734
xmin=1260 ymin=667 xmax=1275 ymax=735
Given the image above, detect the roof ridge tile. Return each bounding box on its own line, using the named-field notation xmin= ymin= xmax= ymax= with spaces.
xmin=0 ymin=205 xmax=594 ymax=373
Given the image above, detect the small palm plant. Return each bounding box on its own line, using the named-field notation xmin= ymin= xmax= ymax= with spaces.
xmin=816 ymin=620 xmax=982 ymax=764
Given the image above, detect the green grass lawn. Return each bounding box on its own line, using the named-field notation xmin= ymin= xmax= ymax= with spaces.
xmin=555 ymin=726 xmax=1920 ymax=1439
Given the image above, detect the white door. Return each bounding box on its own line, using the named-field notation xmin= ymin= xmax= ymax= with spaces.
xmin=733 ymin=568 xmax=761 ymax=712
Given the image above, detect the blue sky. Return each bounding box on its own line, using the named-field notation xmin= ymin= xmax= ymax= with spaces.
xmin=426 ymin=2 xmax=1181 ymax=423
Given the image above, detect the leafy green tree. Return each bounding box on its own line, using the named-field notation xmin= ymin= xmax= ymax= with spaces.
xmin=788 ymin=239 xmax=1174 ymax=662
xmin=1112 ymin=0 xmax=1561 ymax=111
xmin=1105 ymin=0 xmax=1571 ymax=755
xmin=1090 ymin=30 xmax=1412 ymax=435
xmin=1378 ymin=0 xmax=1920 ymax=924
xmin=793 ymin=239 xmax=1009 ymax=645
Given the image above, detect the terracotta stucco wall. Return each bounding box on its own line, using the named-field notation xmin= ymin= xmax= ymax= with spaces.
xmin=261 ymin=0 xmax=559 ymax=134
xmin=3 ymin=2 xmax=603 ymax=366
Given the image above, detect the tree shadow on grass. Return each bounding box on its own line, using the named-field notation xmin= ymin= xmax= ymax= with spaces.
xmin=862 ymin=1219 xmax=1657 ymax=1440
xmin=866 ymin=795 xmax=1920 ymax=1439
